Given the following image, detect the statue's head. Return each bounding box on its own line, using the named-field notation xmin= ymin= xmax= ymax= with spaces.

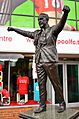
xmin=38 ymin=13 xmax=49 ymax=22
xmin=38 ymin=13 xmax=49 ymax=28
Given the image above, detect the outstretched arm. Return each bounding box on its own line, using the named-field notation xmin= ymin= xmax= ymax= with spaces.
xmin=54 ymin=5 xmax=70 ymax=35
xmin=7 ymin=27 xmax=34 ymax=39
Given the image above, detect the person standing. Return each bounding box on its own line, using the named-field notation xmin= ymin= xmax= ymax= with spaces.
xmin=7 ymin=5 xmax=70 ymax=113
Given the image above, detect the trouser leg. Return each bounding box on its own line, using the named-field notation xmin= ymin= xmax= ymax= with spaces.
xmin=36 ymin=64 xmax=47 ymax=107
xmin=43 ymin=63 xmax=64 ymax=103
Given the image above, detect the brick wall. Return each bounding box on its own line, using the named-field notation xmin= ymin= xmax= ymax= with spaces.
xmin=0 ymin=107 xmax=32 ymax=119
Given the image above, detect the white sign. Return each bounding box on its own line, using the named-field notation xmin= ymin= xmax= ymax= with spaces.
xmin=57 ymin=30 xmax=79 ymax=54
xmin=0 ymin=26 xmax=35 ymax=53
xmin=0 ymin=26 xmax=79 ymax=54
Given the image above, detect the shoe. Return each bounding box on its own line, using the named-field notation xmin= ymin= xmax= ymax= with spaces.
xmin=57 ymin=101 xmax=66 ymax=113
xmin=34 ymin=106 xmax=46 ymax=113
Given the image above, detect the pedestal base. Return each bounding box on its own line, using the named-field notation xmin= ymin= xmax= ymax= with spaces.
xmin=19 ymin=105 xmax=79 ymax=119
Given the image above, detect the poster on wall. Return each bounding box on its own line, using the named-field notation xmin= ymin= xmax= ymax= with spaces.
xmin=0 ymin=0 xmax=78 ymax=30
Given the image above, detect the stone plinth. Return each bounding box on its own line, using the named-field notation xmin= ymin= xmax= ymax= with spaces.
xmin=19 ymin=105 xmax=79 ymax=119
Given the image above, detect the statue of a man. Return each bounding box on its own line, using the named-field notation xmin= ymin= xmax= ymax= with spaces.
xmin=7 ymin=5 xmax=70 ymax=113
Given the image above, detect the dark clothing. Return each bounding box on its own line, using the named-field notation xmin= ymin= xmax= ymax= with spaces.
xmin=34 ymin=26 xmax=58 ymax=63
xmin=10 ymin=11 xmax=69 ymax=107
xmin=36 ymin=63 xmax=64 ymax=105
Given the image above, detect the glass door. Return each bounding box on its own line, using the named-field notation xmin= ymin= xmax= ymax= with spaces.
xmin=66 ymin=63 xmax=79 ymax=107
xmin=54 ymin=62 xmax=79 ymax=108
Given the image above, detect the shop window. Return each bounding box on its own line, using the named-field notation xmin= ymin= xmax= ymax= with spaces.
xmin=0 ymin=56 xmax=35 ymax=107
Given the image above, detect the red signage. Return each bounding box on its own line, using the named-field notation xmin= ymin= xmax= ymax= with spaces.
xmin=0 ymin=64 xmax=2 ymax=71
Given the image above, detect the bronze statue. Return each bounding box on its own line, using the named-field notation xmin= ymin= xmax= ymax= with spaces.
xmin=7 ymin=5 xmax=70 ymax=113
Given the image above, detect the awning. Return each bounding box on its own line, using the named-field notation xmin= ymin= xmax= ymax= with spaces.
xmin=0 ymin=53 xmax=24 ymax=61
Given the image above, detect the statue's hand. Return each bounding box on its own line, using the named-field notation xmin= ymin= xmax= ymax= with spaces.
xmin=7 ymin=27 xmax=14 ymax=31
xmin=62 ymin=5 xmax=70 ymax=13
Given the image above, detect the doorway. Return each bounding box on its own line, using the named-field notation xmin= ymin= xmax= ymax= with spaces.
xmin=65 ymin=63 xmax=79 ymax=107
xmin=54 ymin=62 xmax=79 ymax=108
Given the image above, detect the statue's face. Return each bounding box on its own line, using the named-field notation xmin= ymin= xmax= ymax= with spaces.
xmin=38 ymin=17 xmax=47 ymax=28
